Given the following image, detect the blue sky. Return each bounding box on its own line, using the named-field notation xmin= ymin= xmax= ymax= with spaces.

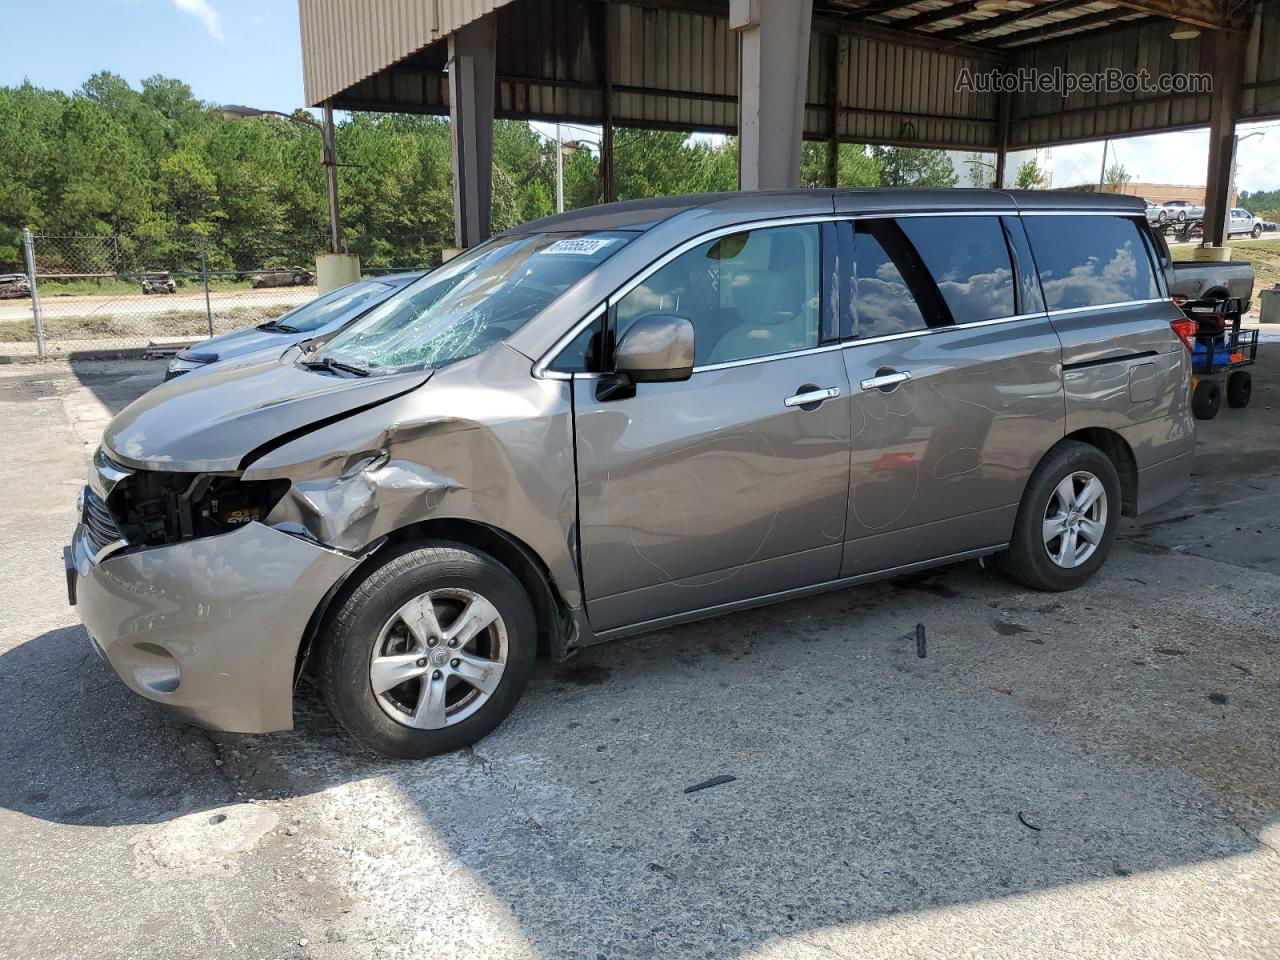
xmin=4 ymin=0 xmax=307 ymax=114
xmin=6 ymin=1 xmax=1279 ymax=193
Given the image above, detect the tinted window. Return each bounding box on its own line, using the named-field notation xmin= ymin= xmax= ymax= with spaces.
xmin=548 ymin=314 xmax=606 ymax=373
xmin=613 ymin=225 xmax=821 ymax=366
xmin=1022 ymin=215 xmax=1159 ymax=311
xmin=896 ymin=216 xmax=1015 ymax=324
xmin=850 ymin=222 xmax=929 ymax=338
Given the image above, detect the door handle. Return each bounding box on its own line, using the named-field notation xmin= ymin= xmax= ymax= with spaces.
xmin=860 ymin=370 xmax=912 ymax=391
xmin=783 ymin=386 xmax=841 ymax=408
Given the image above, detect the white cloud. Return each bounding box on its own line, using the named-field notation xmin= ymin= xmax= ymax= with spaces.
xmin=172 ymin=0 xmax=224 ymax=41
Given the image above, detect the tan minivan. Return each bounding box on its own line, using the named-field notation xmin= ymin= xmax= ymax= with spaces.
xmin=68 ymin=189 xmax=1193 ymax=757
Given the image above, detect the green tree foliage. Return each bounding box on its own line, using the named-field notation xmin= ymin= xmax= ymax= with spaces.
xmin=871 ymin=145 xmax=958 ymax=188
xmin=1015 ymin=159 xmax=1049 ymax=190
xmin=1105 ymin=163 xmax=1132 ymax=186
xmin=0 ymin=72 xmax=969 ymax=272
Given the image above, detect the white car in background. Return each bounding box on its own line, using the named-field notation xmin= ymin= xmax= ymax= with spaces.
xmin=1228 ymin=208 xmax=1264 ymax=238
xmin=1156 ymin=199 xmax=1204 ymax=222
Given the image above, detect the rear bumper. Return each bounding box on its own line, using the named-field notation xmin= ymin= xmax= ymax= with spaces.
xmin=1135 ymin=448 xmax=1194 ymax=515
xmin=68 ymin=521 xmax=356 ymax=733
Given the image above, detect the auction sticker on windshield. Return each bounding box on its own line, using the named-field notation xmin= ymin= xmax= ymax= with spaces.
xmin=541 ymin=237 xmax=618 ymax=256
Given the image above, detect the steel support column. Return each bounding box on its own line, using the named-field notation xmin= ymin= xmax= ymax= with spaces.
xmin=1202 ymin=26 xmax=1246 ymax=249
xmin=600 ymin=2 xmax=616 ymax=203
xmin=993 ymin=91 xmax=1010 ymax=188
xmin=732 ymin=0 xmax=814 ymax=191
xmin=448 ymin=15 xmax=496 ymax=249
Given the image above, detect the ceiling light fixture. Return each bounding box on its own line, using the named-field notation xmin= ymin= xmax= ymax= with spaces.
xmin=1169 ymin=25 xmax=1201 ymax=40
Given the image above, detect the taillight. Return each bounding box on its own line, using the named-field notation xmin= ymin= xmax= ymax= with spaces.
xmin=1170 ymin=317 xmax=1197 ymax=352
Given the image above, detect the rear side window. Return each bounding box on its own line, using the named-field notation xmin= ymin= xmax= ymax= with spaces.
xmin=1022 ymin=215 xmax=1160 ymax=311
xmin=849 ymin=221 xmax=931 ymax=338
xmin=895 ymin=216 xmax=1016 ymax=325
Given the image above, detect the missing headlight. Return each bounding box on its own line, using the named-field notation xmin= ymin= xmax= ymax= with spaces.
xmin=109 ymin=471 xmax=290 ymax=548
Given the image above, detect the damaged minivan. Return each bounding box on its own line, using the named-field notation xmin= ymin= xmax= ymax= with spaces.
xmin=67 ymin=189 xmax=1193 ymax=757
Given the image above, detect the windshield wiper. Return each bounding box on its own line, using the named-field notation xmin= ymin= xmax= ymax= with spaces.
xmin=259 ymin=321 xmax=301 ymax=333
xmin=300 ymin=356 xmax=370 ymax=377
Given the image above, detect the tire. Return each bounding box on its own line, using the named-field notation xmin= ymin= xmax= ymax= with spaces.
xmin=1253 ymin=224 xmax=1263 ymax=239
xmin=1227 ymin=370 xmax=1252 ymax=408
xmin=1177 ymin=210 xmax=1187 ymax=222
xmin=317 ymin=540 xmax=536 ymax=758
xmin=1192 ymin=379 xmax=1221 ymax=420
xmin=994 ymin=441 xmax=1122 ymax=592
xmin=1158 ymin=211 xmax=1168 ymax=222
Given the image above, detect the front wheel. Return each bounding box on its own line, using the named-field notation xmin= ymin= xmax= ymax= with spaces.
xmin=318 ymin=541 xmax=536 ymax=758
xmin=994 ymin=441 xmax=1121 ymax=592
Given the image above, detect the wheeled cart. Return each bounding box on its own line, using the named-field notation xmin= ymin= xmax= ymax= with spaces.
xmin=1182 ymin=295 xmax=1259 ymax=420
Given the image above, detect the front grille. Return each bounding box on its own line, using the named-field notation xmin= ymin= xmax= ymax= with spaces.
xmin=83 ymin=487 xmax=124 ymax=552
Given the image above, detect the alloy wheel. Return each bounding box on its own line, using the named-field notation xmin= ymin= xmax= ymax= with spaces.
xmin=1042 ymin=471 xmax=1108 ymax=569
xmin=369 ymin=588 xmax=508 ymax=729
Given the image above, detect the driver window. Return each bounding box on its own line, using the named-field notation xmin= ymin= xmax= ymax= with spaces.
xmin=613 ymin=225 xmax=821 ymax=367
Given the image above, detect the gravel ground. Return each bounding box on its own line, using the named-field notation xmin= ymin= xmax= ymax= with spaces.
xmin=2 ymin=356 xmax=1279 ymax=960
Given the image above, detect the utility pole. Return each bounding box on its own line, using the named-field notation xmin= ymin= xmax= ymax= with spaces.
xmin=555 ymin=123 xmax=565 ymax=214
xmin=1098 ymin=139 xmax=1109 ymax=190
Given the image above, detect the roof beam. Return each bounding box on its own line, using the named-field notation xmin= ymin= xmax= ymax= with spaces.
xmin=933 ymin=0 xmax=1095 ymax=40
xmin=880 ymin=1 xmax=981 ymax=31
xmin=993 ymin=8 xmax=1149 ymax=47
xmin=1103 ymin=1 xmax=1229 ymax=29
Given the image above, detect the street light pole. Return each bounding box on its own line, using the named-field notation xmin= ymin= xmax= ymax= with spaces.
xmin=222 ymin=103 xmax=343 ymax=254
xmin=222 ymin=102 xmax=358 ymax=291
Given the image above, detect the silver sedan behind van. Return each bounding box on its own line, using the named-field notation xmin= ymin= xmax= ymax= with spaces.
xmin=67 ymin=190 xmax=1193 ymax=757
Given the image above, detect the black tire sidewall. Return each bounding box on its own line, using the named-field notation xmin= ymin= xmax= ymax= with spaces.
xmin=1193 ymin=380 xmax=1221 ymax=419
xmin=319 ymin=541 xmax=536 ymax=758
xmin=1002 ymin=442 xmax=1123 ymax=592
xmin=1227 ymin=371 xmax=1252 ymax=408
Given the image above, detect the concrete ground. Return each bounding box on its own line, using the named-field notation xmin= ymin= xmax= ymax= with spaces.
xmin=2 ymin=355 xmax=1280 ymax=960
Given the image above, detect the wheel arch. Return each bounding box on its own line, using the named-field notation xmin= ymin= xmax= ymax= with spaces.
xmin=295 ymin=518 xmax=576 ymax=682
xmin=1061 ymin=427 xmax=1139 ymax=516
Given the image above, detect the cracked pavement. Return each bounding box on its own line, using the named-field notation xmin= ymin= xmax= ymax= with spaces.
xmin=2 ymin=356 xmax=1280 ymax=959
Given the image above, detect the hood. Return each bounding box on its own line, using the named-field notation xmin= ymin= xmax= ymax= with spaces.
xmin=182 ymin=325 xmax=307 ymax=364
xmin=105 ymin=357 xmax=431 ymax=472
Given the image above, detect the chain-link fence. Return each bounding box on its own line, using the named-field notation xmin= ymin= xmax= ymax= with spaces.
xmin=1 ymin=229 xmax=431 ymax=358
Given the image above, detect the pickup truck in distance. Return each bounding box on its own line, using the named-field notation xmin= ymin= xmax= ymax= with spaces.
xmin=1151 ymin=232 xmax=1255 ymax=314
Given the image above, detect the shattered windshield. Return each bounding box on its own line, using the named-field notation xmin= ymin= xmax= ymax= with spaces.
xmin=312 ymin=231 xmax=634 ymax=375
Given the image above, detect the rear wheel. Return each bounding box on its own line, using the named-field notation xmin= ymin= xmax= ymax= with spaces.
xmin=318 ymin=541 xmax=536 ymax=758
xmin=1192 ymin=379 xmax=1221 ymax=420
xmin=1227 ymin=370 xmax=1252 ymax=408
xmin=994 ymin=441 xmax=1121 ymax=592
xmin=1253 ymin=224 xmax=1263 ymax=239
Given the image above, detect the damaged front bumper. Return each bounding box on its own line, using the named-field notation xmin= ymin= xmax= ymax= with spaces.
xmin=67 ymin=519 xmax=356 ymax=733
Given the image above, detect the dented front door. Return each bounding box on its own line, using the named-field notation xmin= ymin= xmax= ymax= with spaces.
xmin=573 ymin=352 xmax=851 ymax=633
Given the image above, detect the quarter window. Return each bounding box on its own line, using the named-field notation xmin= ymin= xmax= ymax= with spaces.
xmin=1022 ymin=215 xmax=1160 ymax=311
xmin=895 ymin=216 xmax=1016 ymax=325
xmin=612 ymin=225 xmax=821 ymax=367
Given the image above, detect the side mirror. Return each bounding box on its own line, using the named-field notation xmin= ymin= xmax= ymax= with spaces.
xmin=598 ymin=314 xmax=695 ymax=401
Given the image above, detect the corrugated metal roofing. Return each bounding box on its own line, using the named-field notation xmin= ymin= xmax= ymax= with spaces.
xmin=300 ymin=0 xmax=1278 ymax=151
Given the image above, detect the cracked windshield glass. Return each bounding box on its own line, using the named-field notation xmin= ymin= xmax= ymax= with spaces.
xmin=313 ymin=231 xmax=634 ymax=374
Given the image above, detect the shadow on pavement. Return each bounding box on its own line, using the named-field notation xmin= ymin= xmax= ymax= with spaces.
xmin=4 ymin=557 xmax=1277 ymax=957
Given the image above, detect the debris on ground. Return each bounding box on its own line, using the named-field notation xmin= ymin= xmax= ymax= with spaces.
xmin=1017 ymin=811 xmax=1042 ymax=832
xmin=683 ymin=775 xmax=736 ymax=794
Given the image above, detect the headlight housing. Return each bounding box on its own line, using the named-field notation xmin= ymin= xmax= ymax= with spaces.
xmin=165 ymin=350 xmax=218 ymax=380
xmin=89 ymin=448 xmax=289 ymax=551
